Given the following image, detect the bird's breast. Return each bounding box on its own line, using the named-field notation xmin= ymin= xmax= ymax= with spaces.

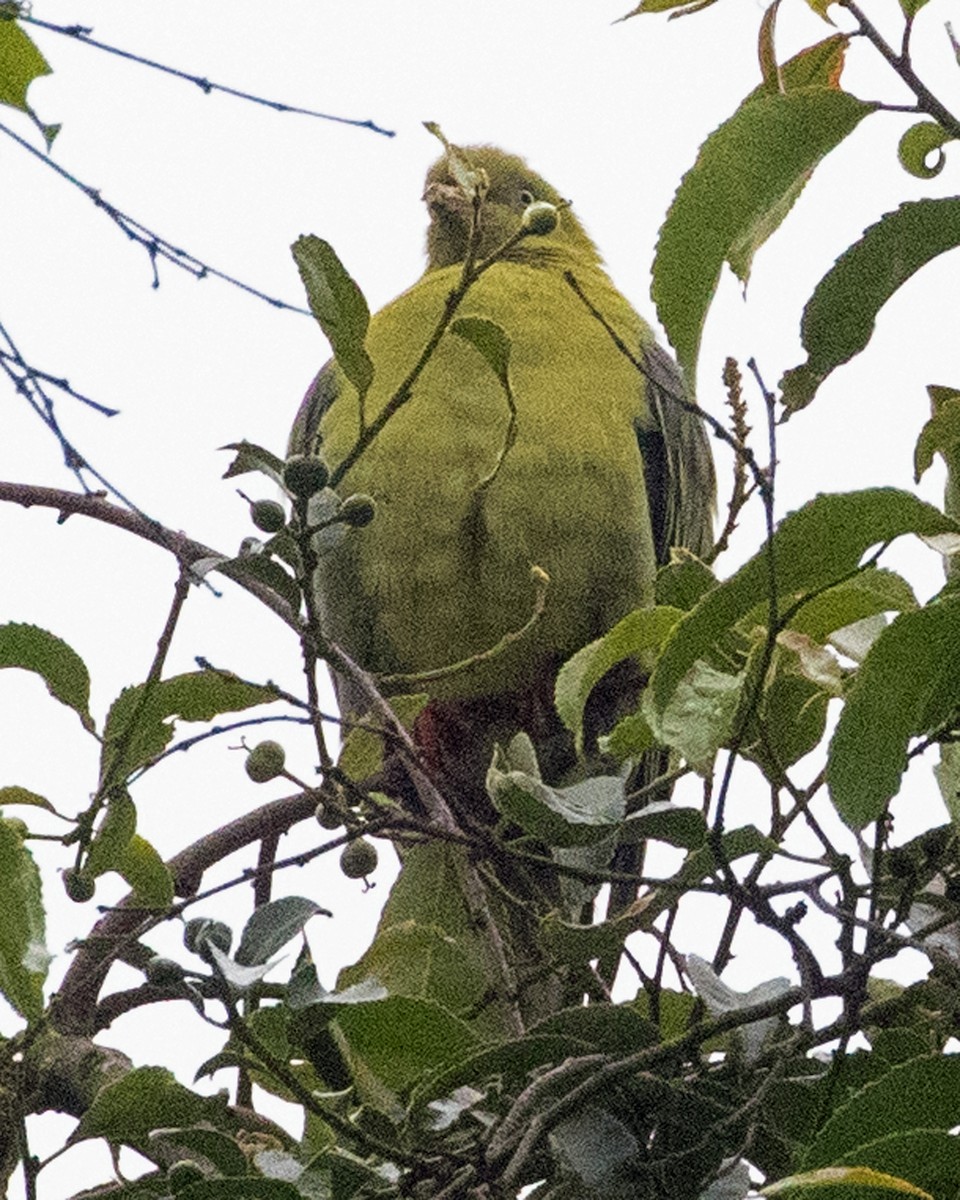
xmin=316 ymin=261 xmax=659 ymax=698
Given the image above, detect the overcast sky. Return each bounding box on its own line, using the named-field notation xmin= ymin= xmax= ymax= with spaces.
xmin=2 ymin=1 xmax=958 ymax=1193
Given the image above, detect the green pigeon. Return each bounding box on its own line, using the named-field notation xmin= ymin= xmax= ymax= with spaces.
xmin=290 ymin=144 xmax=715 ymax=797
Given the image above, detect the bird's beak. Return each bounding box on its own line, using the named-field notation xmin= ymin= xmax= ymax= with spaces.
xmin=423 ymin=180 xmax=473 ymax=220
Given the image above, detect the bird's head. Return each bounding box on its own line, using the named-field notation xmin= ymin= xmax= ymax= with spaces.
xmin=423 ymin=144 xmax=601 ymax=271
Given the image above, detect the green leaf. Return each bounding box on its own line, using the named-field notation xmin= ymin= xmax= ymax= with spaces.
xmin=764 ymin=1166 xmax=933 ymax=1196
xmin=654 ymin=88 xmax=874 ymax=383
xmin=292 ymin=235 xmax=374 ymax=396
xmin=148 ymin=1127 xmax=247 ymax=1177
xmin=333 ymin=922 xmax=484 ymax=1019
xmin=899 ymin=0 xmax=932 ymax=15
xmin=220 ymin=440 xmax=287 ymax=487
xmin=686 ymin=955 xmax=791 ymax=1063
xmin=86 ymin=789 xmax=137 ymax=878
xmin=742 ymin=659 xmax=830 ymax=771
xmin=451 ymin=317 xmax=511 ymax=391
xmin=655 ymin=553 xmax=716 ymax=610
xmin=781 ymin=199 xmax=960 ymax=411
xmin=0 ymin=785 xmax=56 ymax=814
xmin=73 ymin=1066 xmax=226 ymax=1148
xmin=549 ymin=1104 xmax=639 ymax=1189
xmin=828 ymin=594 xmax=960 ymax=828
xmin=486 ymin=737 xmax=626 ymax=846
xmin=599 ymin=710 xmax=656 ymax=760
xmin=234 ymin=896 xmax=325 ymax=966
xmin=101 ymin=670 xmax=278 ymax=783
xmin=218 ymin=553 xmax=300 ymax=614
xmin=336 ymin=842 xmax=513 ymax=1041
xmin=648 ymin=490 xmax=958 ymax=726
xmin=116 ymin=835 xmax=173 ymax=909
xmin=0 ymin=15 xmax=50 ymax=115
xmin=336 ymin=693 xmax=427 ymax=782
xmin=0 ymin=816 xmax=47 ymax=1021
xmin=335 ymin=995 xmax=482 ymax=1094
xmin=915 ymin=390 xmax=960 ymax=484
xmin=789 ymin=568 xmax=918 ymax=640
xmin=898 ymin=121 xmax=953 ymax=179
xmin=618 ymin=0 xmax=720 ymax=18
xmin=555 ymin=607 xmax=683 ymax=754
xmin=0 ymin=623 xmax=93 ymax=731
xmin=802 ymin=1054 xmax=960 ymax=1171
xmin=652 ymin=659 xmax=743 ymax=773
xmin=178 ymin=1181 xmax=302 ymax=1199
xmin=620 ymin=800 xmax=706 ymax=849
xmin=837 ymin=1129 xmax=960 ymax=1198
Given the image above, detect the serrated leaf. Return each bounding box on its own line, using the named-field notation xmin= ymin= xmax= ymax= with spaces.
xmin=801 ymin=1054 xmax=960 ymax=1171
xmin=117 ymin=835 xmax=173 ymax=909
xmin=555 ymin=607 xmax=682 ymax=754
xmin=235 ymin=896 xmax=325 ymax=966
xmin=655 ymin=88 xmax=873 ymax=383
xmin=649 ymin=490 xmax=958 ymax=726
xmin=0 ymin=622 xmax=93 ymax=731
xmin=837 ymin=1128 xmax=960 ymax=1197
xmin=101 ymin=670 xmax=278 ymax=783
xmin=789 ymin=568 xmax=917 ymax=641
xmin=0 ymin=816 xmax=47 ymax=1020
xmin=292 ymin=235 xmax=373 ymax=395
xmin=219 ymin=440 xmax=287 ymax=486
xmin=781 ymin=200 xmax=960 ymax=411
xmin=451 ymin=317 xmax=511 ymax=390
xmin=898 ymin=121 xmax=953 ymax=179
xmin=828 ymin=594 xmax=960 ymax=828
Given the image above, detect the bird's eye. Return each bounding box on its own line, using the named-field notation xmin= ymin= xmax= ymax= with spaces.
xmin=519 ymin=188 xmax=535 ymax=206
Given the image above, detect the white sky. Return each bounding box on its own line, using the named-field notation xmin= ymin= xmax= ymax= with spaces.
xmin=2 ymin=1 xmax=959 ymax=1194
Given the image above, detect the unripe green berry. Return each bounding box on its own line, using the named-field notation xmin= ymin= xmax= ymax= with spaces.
xmin=168 ymin=1160 xmax=205 ymax=1192
xmin=183 ymin=917 xmax=233 ymax=958
xmin=146 ymin=956 xmax=186 ymax=986
xmin=340 ymin=838 xmax=378 ymax=880
xmin=245 ymin=740 xmax=286 ymax=783
xmin=250 ymin=499 xmax=286 ymax=533
xmin=339 ymin=493 xmax=376 ymax=528
xmin=315 ymin=799 xmax=346 ymax=830
xmin=63 ymin=868 xmax=96 ymax=903
xmin=283 ymin=455 xmax=329 ymax=498
xmin=521 ymin=201 xmax=559 ymax=236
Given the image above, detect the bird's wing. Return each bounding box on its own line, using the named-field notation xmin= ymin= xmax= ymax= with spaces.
xmin=287 ymin=360 xmax=341 ymax=458
xmin=637 ymin=342 xmax=716 ymax=564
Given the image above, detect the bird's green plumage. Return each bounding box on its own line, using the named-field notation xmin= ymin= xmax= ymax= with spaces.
xmin=291 ymin=145 xmax=715 ymax=762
